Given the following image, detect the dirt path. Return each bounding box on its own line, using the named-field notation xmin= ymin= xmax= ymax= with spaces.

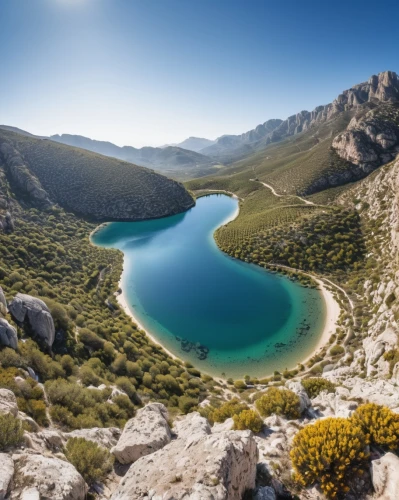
xmin=250 ymin=178 xmax=315 ymax=206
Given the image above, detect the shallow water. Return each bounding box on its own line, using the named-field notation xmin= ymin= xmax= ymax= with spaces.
xmin=92 ymin=194 xmax=325 ymax=379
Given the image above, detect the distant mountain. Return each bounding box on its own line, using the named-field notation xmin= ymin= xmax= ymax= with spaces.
xmin=0 ymin=128 xmax=194 ymax=221
xmin=0 ymin=125 xmax=39 ymax=138
xmin=199 ymin=119 xmax=283 ymax=159
xmin=49 ymin=134 xmax=216 ymax=173
xmin=172 ymin=137 xmax=215 ymax=152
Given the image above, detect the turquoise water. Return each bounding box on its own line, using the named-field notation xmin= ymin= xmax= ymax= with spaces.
xmin=92 ymin=194 xmax=325 ymax=379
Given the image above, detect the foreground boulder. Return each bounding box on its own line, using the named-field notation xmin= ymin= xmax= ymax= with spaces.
xmin=111 ymin=403 xmax=171 ymax=464
xmin=8 ymin=294 xmax=55 ymax=347
xmin=371 ymin=452 xmax=399 ymax=500
xmin=0 ymin=318 xmax=18 ymax=350
xmin=0 ymin=453 xmax=14 ymax=500
xmin=11 ymin=454 xmax=87 ymax=500
xmin=111 ymin=427 xmax=257 ymax=500
xmin=0 ymin=388 xmax=18 ymax=416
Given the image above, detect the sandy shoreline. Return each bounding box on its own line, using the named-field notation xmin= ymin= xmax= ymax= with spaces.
xmin=97 ymin=194 xmax=342 ymax=380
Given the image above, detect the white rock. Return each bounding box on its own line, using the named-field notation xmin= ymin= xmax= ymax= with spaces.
xmin=311 ymin=391 xmax=358 ymax=418
xmin=111 ymin=429 xmax=257 ymax=500
xmin=0 ymin=453 xmax=14 ymax=499
xmin=212 ymin=417 xmax=234 ymax=433
xmin=65 ymin=427 xmax=121 ymax=449
xmin=285 ymin=380 xmax=311 ymax=413
xmin=371 ymin=452 xmax=399 ymax=499
xmin=12 ymin=454 xmax=87 ymax=500
xmin=20 ymin=488 xmax=40 ymax=500
xmin=111 ymin=403 xmax=171 ymax=464
xmin=173 ymin=412 xmax=211 ymax=446
xmin=0 ymin=388 xmax=18 ymax=417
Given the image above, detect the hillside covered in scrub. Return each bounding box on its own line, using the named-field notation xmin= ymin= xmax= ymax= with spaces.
xmin=2 ymin=71 xmax=399 ymax=500
xmin=0 ymin=128 xmax=194 ymax=221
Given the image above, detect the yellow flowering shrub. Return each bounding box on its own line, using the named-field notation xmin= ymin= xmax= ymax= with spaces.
xmin=255 ymin=387 xmax=301 ymax=419
xmin=211 ymin=398 xmax=249 ymax=423
xmin=351 ymin=403 xmax=399 ymax=449
xmin=290 ymin=417 xmax=368 ymax=499
xmin=233 ymin=409 xmax=263 ymax=433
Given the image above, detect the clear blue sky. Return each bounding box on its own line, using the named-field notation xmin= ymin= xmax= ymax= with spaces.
xmin=1 ymin=0 xmax=398 ymax=147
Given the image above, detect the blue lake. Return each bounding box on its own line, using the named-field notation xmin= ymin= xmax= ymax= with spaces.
xmin=92 ymin=194 xmax=325 ymax=379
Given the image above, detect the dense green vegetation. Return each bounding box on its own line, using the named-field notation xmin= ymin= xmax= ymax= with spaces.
xmin=217 ymin=208 xmax=365 ymax=274
xmin=0 ymin=173 xmax=214 ymax=429
xmin=0 ymin=129 xmax=194 ymax=221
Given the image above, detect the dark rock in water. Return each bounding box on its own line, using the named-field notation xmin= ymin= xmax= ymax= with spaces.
xmin=8 ymin=293 xmax=55 ymax=347
xmin=176 ymin=337 xmax=209 ymax=360
xmin=0 ymin=318 xmax=18 ymax=349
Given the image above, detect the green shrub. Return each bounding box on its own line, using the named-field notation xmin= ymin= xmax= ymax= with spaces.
xmin=329 ymin=345 xmax=345 ymax=356
xmin=302 ymin=378 xmax=336 ymax=399
xmin=65 ymin=437 xmax=113 ymax=485
xmin=255 ymin=387 xmax=301 ymax=419
xmin=0 ymin=414 xmax=24 ymax=450
xmin=233 ymin=409 xmax=263 ymax=433
xmin=351 ymin=403 xmax=399 ymax=449
xmin=291 ymin=417 xmax=368 ymax=499
xmin=211 ymin=398 xmax=249 ymax=423
xmin=178 ymin=396 xmax=197 ymax=414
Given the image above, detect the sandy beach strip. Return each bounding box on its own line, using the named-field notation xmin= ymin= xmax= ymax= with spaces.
xmin=116 ymin=277 xmax=179 ymax=362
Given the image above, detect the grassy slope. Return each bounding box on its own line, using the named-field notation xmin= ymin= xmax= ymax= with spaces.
xmin=0 ymin=129 xmax=194 ymax=221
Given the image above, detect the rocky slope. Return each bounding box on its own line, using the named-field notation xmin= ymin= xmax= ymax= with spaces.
xmin=0 ymin=129 xmax=195 ymax=221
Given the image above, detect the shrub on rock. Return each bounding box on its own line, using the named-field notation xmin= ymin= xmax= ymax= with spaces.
xmin=0 ymin=413 xmax=23 ymax=450
xmin=255 ymin=387 xmax=301 ymax=419
xmin=290 ymin=417 xmax=368 ymax=498
xmin=65 ymin=437 xmax=113 ymax=485
xmin=302 ymin=378 xmax=336 ymax=398
xmin=233 ymin=409 xmax=263 ymax=433
xmin=351 ymin=403 xmax=399 ymax=449
xmin=212 ymin=398 xmax=249 ymax=423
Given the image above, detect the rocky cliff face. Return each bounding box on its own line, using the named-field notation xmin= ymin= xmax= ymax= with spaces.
xmin=332 ymin=103 xmax=399 ymax=170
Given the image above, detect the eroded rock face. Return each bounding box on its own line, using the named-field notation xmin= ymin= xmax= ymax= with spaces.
xmin=0 ymin=453 xmax=14 ymax=500
xmin=111 ymin=429 xmax=258 ymax=500
xmin=8 ymin=294 xmax=55 ymax=347
xmin=371 ymin=452 xmax=399 ymax=500
xmin=11 ymin=454 xmax=88 ymax=500
xmin=0 ymin=142 xmax=51 ymax=207
xmin=254 ymin=486 xmax=276 ymax=500
xmin=0 ymin=388 xmax=18 ymax=416
xmin=332 ymin=104 xmax=399 ymax=170
xmin=111 ymin=403 xmax=171 ymax=465
xmin=0 ymin=318 xmax=18 ymax=350
xmin=0 ymin=287 xmax=7 ymax=315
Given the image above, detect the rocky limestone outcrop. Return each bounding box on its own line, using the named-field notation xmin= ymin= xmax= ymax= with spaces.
xmin=111 ymin=425 xmax=257 ymax=500
xmin=0 ymin=318 xmax=18 ymax=350
xmin=371 ymin=453 xmax=399 ymax=500
xmin=0 ymin=388 xmax=18 ymax=416
xmin=207 ymin=71 xmax=399 ymax=160
xmin=332 ymin=103 xmax=399 ymax=170
xmin=0 ymin=286 xmax=7 ymax=315
xmin=310 ymin=387 xmax=358 ymax=418
xmin=0 ymin=453 xmax=14 ymax=500
xmin=0 ymin=212 xmax=14 ymax=233
xmin=0 ymin=141 xmax=51 ymax=206
xmin=111 ymin=403 xmax=171 ymax=464
xmin=11 ymin=454 xmax=88 ymax=500
xmin=8 ymin=294 xmax=55 ymax=347
xmin=285 ymin=380 xmax=311 ymax=414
